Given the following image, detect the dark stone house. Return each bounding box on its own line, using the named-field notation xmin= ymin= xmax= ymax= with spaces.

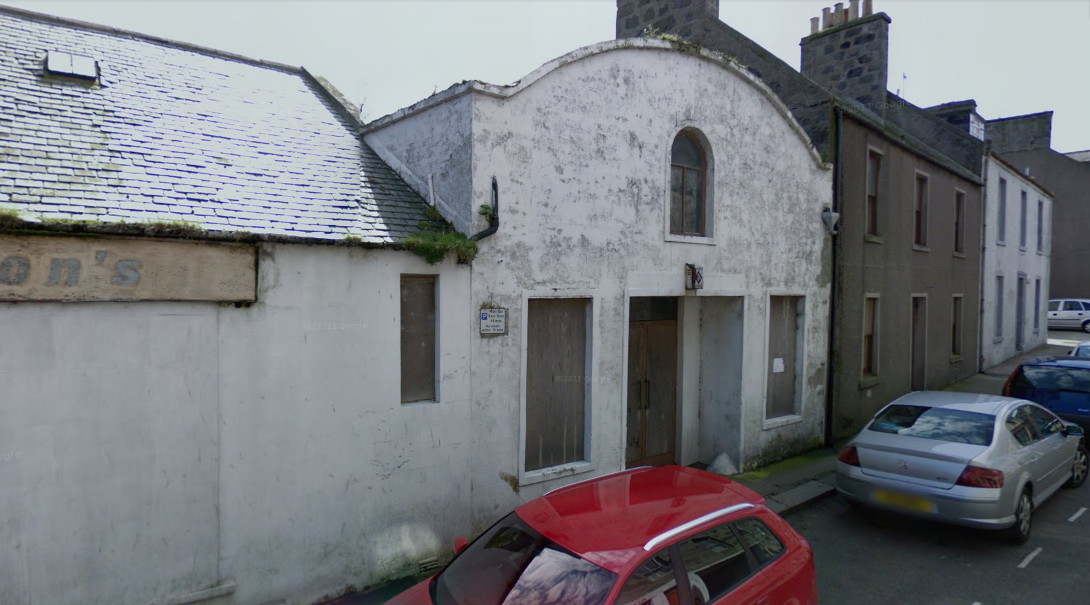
xmin=617 ymin=0 xmax=986 ymax=440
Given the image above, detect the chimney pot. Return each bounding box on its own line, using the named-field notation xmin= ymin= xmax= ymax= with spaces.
xmin=822 ymin=7 xmax=832 ymax=28
xmin=862 ymin=0 xmax=873 ymax=16
xmin=834 ymin=3 xmax=844 ymax=25
xmin=850 ymin=0 xmax=860 ymax=20
xmin=810 ymin=16 xmax=820 ymax=34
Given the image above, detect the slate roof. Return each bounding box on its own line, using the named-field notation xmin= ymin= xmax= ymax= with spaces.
xmin=0 ymin=5 xmax=429 ymax=244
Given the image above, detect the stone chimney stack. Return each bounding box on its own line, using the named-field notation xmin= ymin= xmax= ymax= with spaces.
xmin=800 ymin=1 xmax=891 ymax=108
xmin=616 ymin=0 xmax=720 ymax=41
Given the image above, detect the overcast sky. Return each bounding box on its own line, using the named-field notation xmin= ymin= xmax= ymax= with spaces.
xmin=6 ymin=0 xmax=1088 ymax=152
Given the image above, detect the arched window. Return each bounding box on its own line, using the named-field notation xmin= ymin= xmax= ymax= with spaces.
xmin=670 ymin=130 xmax=709 ymax=236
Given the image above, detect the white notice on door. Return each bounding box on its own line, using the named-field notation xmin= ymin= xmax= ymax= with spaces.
xmin=772 ymin=357 xmax=785 ymax=373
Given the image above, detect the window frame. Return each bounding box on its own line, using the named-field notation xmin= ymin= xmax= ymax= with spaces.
xmin=865 ymin=148 xmax=884 ymax=239
xmin=1036 ymin=198 xmax=1045 ymax=253
xmin=995 ymin=275 xmax=1005 ymax=343
xmin=913 ymin=171 xmax=930 ymax=249
xmin=861 ymin=294 xmax=880 ymax=386
xmin=951 ymin=294 xmax=964 ymax=360
xmin=953 ymin=189 xmax=966 ymax=255
xmin=1019 ymin=190 xmax=1028 ymax=250
xmin=400 ymin=274 xmax=438 ymax=404
xmin=997 ymin=177 xmax=1007 ymax=246
xmin=666 ymin=128 xmax=715 ymax=242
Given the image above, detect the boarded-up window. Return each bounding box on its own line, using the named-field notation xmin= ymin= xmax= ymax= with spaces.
xmin=767 ymin=296 xmax=802 ymax=419
xmin=401 ymin=275 xmax=436 ymax=403
xmin=863 ymin=296 xmax=879 ymax=377
xmin=997 ymin=178 xmax=1007 ymax=244
xmin=526 ymin=298 xmax=588 ymax=471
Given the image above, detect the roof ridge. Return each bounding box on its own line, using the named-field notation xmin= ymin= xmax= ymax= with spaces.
xmin=0 ymin=3 xmax=301 ymax=76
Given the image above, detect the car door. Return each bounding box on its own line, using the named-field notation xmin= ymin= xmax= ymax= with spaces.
xmin=674 ymin=521 xmax=770 ymax=605
xmin=1005 ymin=406 xmax=1053 ymax=491
xmin=1047 ymin=300 xmax=1061 ymax=328
xmin=1023 ymin=405 xmax=1076 ymax=496
xmin=1060 ymin=300 xmax=1088 ymax=329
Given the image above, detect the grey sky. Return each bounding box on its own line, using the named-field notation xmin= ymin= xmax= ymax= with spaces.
xmin=6 ymin=0 xmax=1088 ymax=152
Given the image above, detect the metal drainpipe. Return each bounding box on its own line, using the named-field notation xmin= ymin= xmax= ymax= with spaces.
xmin=471 ymin=177 xmax=499 ymax=241
xmin=824 ymin=105 xmax=844 ymax=448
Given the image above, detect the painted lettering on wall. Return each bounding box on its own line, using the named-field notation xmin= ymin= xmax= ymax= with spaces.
xmin=0 ymin=234 xmax=256 ymax=302
xmin=0 ymin=254 xmax=142 ymax=287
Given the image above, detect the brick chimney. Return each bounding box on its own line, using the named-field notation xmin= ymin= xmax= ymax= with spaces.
xmin=616 ymin=0 xmax=719 ymax=42
xmin=800 ymin=1 xmax=890 ymax=108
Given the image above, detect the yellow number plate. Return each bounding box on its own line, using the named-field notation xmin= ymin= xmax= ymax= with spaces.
xmin=873 ymin=489 xmax=935 ymax=513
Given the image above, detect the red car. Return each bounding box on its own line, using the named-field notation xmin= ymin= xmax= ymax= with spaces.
xmin=388 ymin=465 xmax=817 ymax=605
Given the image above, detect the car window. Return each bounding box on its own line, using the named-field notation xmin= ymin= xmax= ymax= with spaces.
xmin=1021 ymin=366 xmax=1090 ymax=393
xmin=1024 ymin=405 xmax=1065 ymax=438
xmin=616 ymin=550 xmax=679 ymax=605
xmin=733 ymin=518 xmax=785 ymax=566
xmin=1006 ymin=407 xmax=1040 ymax=447
xmin=1083 ymin=302 xmax=1090 ymax=311
xmin=432 ymin=513 xmax=616 ymax=605
xmin=1075 ymin=346 xmax=1090 ymax=358
xmin=1048 ymin=300 xmax=1059 ymax=311
xmin=676 ymin=522 xmax=753 ymax=602
xmin=868 ymin=405 xmax=995 ymax=445
xmin=1064 ymin=301 xmax=1082 ymax=311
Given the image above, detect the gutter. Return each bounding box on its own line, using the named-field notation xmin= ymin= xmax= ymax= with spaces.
xmin=471 ymin=177 xmax=499 ymax=241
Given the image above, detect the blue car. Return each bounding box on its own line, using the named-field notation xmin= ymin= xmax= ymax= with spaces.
xmin=1004 ymin=357 xmax=1090 ymax=432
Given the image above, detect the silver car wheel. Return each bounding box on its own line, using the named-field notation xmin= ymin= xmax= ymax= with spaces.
xmin=1007 ymin=490 xmax=1032 ymax=544
xmin=1068 ymin=447 xmax=1089 ymax=488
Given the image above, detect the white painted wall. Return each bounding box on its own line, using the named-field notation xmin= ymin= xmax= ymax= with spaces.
xmin=0 ymin=243 xmax=473 ymax=604
xmin=980 ymin=155 xmax=1051 ymax=368
xmin=368 ymin=39 xmax=833 ymax=535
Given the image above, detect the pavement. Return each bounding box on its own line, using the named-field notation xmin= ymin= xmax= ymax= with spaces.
xmin=318 ymin=334 xmax=1082 ymax=605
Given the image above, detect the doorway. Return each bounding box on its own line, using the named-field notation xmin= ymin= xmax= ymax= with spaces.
xmin=626 ymin=297 xmax=678 ymax=467
xmin=1015 ymin=275 xmax=1026 ymax=351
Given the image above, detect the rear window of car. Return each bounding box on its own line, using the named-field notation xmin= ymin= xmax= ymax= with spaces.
xmin=1021 ymin=365 xmax=1090 ymax=393
xmin=867 ymin=405 xmax=995 ymax=445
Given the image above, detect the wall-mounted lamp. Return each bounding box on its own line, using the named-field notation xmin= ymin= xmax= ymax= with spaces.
xmin=821 ymin=207 xmax=840 ymax=235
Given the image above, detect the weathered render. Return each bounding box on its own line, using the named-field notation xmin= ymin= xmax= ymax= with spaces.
xmin=987 ymin=112 xmax=1090 ymax=299
xmin=0 ymin=6 xmax=472 ymax=604
xmin=367 ymin=37 xmax=833 ymax=535
xmin=616 ymin=0 xmax=985 ymax=439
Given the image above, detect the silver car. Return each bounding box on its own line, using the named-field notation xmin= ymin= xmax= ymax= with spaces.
xmin=1070 ymin=341 xmax=1090 ymax=357
xmin=836 ymin=391 xmax=1088 ymax=544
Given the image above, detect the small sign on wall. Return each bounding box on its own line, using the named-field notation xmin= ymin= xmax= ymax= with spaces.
xmin=480 ymin=307 xmax=507 ymax=335
xmin=685 ymin=264 xmax=704 ymax=290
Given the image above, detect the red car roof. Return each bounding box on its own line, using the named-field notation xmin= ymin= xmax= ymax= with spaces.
xmin=514 ymin=465 xmax=765 ymax=574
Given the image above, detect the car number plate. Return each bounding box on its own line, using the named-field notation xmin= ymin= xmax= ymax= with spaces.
xmin=873 ymin=489 xmax=935 ymax=513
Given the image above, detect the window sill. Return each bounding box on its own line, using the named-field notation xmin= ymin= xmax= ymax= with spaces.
xmin=953 ymin=251 xmax=966 ymax=259
xmin=864 ymin=234 xmax=884 ymax=245
xmin=950 ymin=354 xmax=963 ymax=364
xmin=997 ymin=241 xmax=1006 ymax=247
xmin=763 ymin=414 xmax=803 ymax=430
xmin=665 ymin=233 xmax=716 ymax=246
xmin=401 ymin=399 xmax=438 ymax=407
xmin=912 ymin=244 xmax=930 ymax=252
xmin=520 ymin=461 xmax=596 ymax=487
xmin=859 ymin=375 xmax=880 ymax=390
xmin=993 ymin=337 xmax=1004 ymax=344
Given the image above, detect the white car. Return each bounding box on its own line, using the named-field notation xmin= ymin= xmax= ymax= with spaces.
xmin=1070 ymin=341 xmax=1090 ymax=357
xmin=1048 ymin=299 xmax=1090 ymax=332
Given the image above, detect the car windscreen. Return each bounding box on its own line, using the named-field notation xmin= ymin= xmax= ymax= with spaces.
xmin=432 ymin=512 xmax=617 ymax=605
xmin=867 ymin=405 xmax=995 ymax=445
xmin=1021 ymin=365 xmax=1090 ymax=393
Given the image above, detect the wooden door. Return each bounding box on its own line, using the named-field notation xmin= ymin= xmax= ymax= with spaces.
xmin=626 ymin=319 xmax=677 ymax=467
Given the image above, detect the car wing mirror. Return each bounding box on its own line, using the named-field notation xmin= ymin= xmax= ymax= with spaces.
xmin=453 ymin=536 xmax=468 ymax=555
xmin=1064 ymin=424 xmax=1085 ymax=438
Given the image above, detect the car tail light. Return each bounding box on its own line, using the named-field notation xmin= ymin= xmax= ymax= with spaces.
xmin=837 ymin=445 xmax=860 ymax=467
xmin=1001 ymin=367 xmax=1020 ymax=396
xmin=956 ymin=465 xmax=1004 ymax=488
